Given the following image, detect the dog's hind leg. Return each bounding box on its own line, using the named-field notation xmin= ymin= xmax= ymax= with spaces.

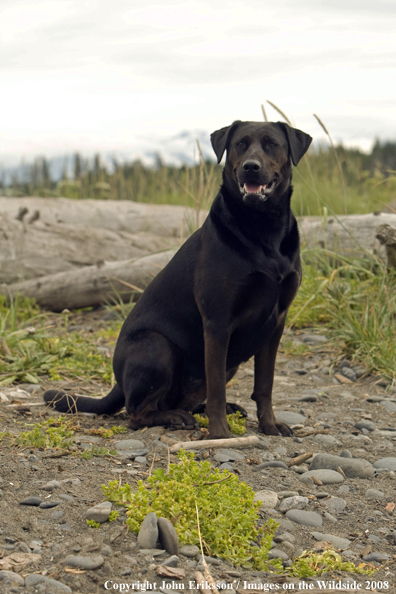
xmin=120 ymin=333 xmax=198 ymax=430
xmin=43 ymin=384 xmax=125 ymax=415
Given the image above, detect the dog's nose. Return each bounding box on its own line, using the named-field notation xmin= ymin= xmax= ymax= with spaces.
xmin=242 ymin=160 xmax=261 ymax=172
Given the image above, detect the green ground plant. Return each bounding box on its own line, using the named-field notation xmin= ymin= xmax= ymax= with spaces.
xmin=16 ymin=416 xmax=75 ymax=449
xmin=102 ymin=450 xmax=280 ymax=570
xmin=193 ymin=411 xmax=246 ymax=435
xmin=287 ymin=549 xmax=375 ymax=577
xmin=286 ymin=249 xmax=396 ymax=381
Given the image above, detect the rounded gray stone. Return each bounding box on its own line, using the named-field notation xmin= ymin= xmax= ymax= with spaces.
xmin=276 ymin=411 xmax=306 ymax=425
xmin=20 ymin=496 xmax=43 ymax=506
xmin=311 ymin=532 xmax=351 ymax=550
xmin=115 ymin=439 xmax=146 ymax=451
xmin=86 ymin=501 xmax=112 ymax=523
xmin=278 ymin=496 xmax=309 ymax=513
xmin=323 ymin=512 xmax=337 ymax=523
xmin=253 ymin=490 xmax=279 ymax=510
xmin=355 ymin=420 xmax=376 ymax=432
xmin=180 ymin=544 xmax=199 ymax=558
xmin=362 ymin=552 xmax=390 ymax=562
xmin=381 ymin=401 xmax=396 ymax=412
xmin=217 ymin=448 xmax=245 ymax=461
xmin=373 ymin=457 xmax=396 ymax=471
xmin=314 ymin=434 xmax=341 ymax=447
xmin=286 ymin=510 xmax=323 ymax=527
xmin=365 ymin=488 xmax=384 ymax=499
xmin=299 ymin=470 xmax=344 ymax=484
xmin=158 ymin=517 xmax=179 ymax=555
xmin=268 ymin=548 xmax=289 ymax=562
xmin=137 ymin=512 xmax=158 ymax=549
xmin=340 ymin=450 xmax=353 ymax=458
xmin=0 ymin=570 xmax=25 ymax=585
xmin=62 ymin=554 xmax=104 ymax=570
xmin=162 ymin=554 xmax=179 ymax=567
xmin=309 ymin=453 xmax=374 ymax=478
xmin=325 ymin=497 xmax=347 ymax=514
xmin=214 ymin=453 xmax=233 ymax=463
xmin=25 ymin=574 xmax=72 ymax=593
xmin=259 ymin=461 xmax=288 ymax=469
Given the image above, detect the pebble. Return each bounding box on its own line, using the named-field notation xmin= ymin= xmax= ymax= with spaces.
xmin=25 ymin=574 xmax=72 ymax=593
xmin=138 ymin=512 xmax=158 ymax=549
xmin=365 ymin=488 xmax=384 ymax=499
xmin=86 ymin=501 xmax=112 ymax=523
xmin=278 ymin=491 xmax=299 ymax=498
xmin=158 ymin=517 xmax=179 ymax=555
xmin=299 ymin=470 xmax=344 ymax=484
xmin=314 ymin=434 xmax=341 ymax=447
xmin=196 ymin=554 xmax=221 ymax=566
xmin=325 ymin=497 xmax=347 ymax=514
xmin=311 ymin=532 xmax=351 ymax=549
xmin=259 ymin=461 xmax=288 ymax=469
xmin=341 ymin=367 xmax=357 ymax=382
xmin=323 ymin=512 xmax=338 ymax=523
xmin=268 ymin=548 xmax=289 ymax=562
xmin=179 ymin=544 xmax=199 ymax=558
xmin=276 ymin=411 xmax=306 ymax=425
xmin=0 ymin=570 xmax=25 ymax=585
xmin=362 ymin=552 xmax=390 ymax=562
xmin=62 ymin=554 xmax=104 ymax=569
xmin=40 ymin=500 xmax=61 ymax=508
xmin=101 ymin=545 xmax=113 ymax=556
xmin=286 ymin=510 xmax=323 ymax=527
xmin=41 ymin=480 xmax=62 ymax=491
xmin=278 ymin=496 xmax=309 ymax=513
xmin=217 ymin=448 xmax=245 ymax=461
xmin=20 ymin=496 xmax=43 ymax=506
xmin=253 ymin=490 xmax=279 ymax=510
xmin=162 ymin=554 xmax=179 ymax=567
xmin=114 ymin=439 xmax=146 ymax=451
xmin=373 ymin=457 xmax=396 ymax=471
xmin=309 ymin=453 xmax=374 ymax=478
xmin=340 ymin=450 xmax=353 ymax=458
xmin=381 ymin=401 xmax=396 ymax=412
xmin=355 ymin=420 xmax=377 ymax=432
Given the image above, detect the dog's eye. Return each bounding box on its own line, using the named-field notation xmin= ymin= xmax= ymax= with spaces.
xmin=268 ymin=142 xmax=277 ymax=149
xmin=236 ymin=141 xmax=246 ymax=149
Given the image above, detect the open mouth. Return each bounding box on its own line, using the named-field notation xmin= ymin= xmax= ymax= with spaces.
xmin=240 ymin=179 xmax=276 ymax=198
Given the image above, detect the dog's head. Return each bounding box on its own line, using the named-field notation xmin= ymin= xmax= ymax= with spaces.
xmin=211 ymin=121 xmax=312 ymax=207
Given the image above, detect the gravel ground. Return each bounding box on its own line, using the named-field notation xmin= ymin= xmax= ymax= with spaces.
xmin=1 ymin=317 xmax=396 ymax=594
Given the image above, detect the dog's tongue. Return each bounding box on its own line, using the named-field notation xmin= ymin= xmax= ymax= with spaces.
xmin=244 ymin=182 xmax=262 ymax=193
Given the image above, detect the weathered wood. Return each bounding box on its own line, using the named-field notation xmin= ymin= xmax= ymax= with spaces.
xmin=0 ymin=250 xmax=177 ymax=311
xmin=376 ymin=223 xmax=396 ymax=268
xmin=298 ymin=212 xmax=396 ymax=259
xmin=169 ymin=435 xmax=260 ymax=453
xmin=0 ymin=212 xmax=177 ymax=284
xmin=0 ymin=196 xmax=201 ymax=236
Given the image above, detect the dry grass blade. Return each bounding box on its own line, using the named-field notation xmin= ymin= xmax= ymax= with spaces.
xmin=313 ymin=113 xmax=347 ymax=214
xmin=261 ymin=103 xmax=268 ymax=121
xmin=266 ymin=100 xmax=292 ymax=125
xmin=195 ymin=501 xmax=219 ymax=594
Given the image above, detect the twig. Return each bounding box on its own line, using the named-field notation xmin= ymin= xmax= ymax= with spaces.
xmin=294 ymin=429 xmax=329 ymax=438
xmin=148 ymin=453 xmax=156 ymax=477
xmin=43 ymin=450 xmax=72 ymax=458
xmin=195 ymin=502 xmax=219 ymax=594
xmin=192 ymin=474 xmax=232 ymax=487
xmin=169 ymin=435 xmax=259 ymax=453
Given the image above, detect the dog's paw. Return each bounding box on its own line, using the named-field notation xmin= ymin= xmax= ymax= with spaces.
xmin=259 ymin=421 xmax=293 ymax=437
xmin=225 ymin=402 xmax=247 ymax=417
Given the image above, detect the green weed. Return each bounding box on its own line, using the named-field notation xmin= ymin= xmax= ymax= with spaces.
xmin=102 ymin=450 xmax=280 ymax=570
xmin=288 ymin=548 xmax=375 ymax=577
xmin=81 ymin=446 xmax=117 ymax=459
xmin=86 ymin=520 xmax=101 ymax=528
xmin=193 ymin=411 xmax=246 ymax=435
xmin=16 ymin=416 xmax=74 ymax=449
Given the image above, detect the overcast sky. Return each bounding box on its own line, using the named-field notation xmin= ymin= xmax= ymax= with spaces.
xmin=1 ymin=0 xmax=395 ymax=164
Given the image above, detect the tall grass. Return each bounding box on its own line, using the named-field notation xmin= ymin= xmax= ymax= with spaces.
xmin=2 ymin=138 xmax=396 ymax=217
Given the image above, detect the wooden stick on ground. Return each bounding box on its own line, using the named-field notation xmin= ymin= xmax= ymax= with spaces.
xmin=169 ymin=435 xmax=259 ymax=454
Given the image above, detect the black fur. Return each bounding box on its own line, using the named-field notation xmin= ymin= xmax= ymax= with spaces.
xmin=44 ymin=120 xmax=312 ymax=438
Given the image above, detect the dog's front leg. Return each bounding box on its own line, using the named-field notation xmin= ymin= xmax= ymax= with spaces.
xmin=203 ymin=327 xmax=232 ymax=439
xmin=251 ymin=322 xmax=293 ymax=436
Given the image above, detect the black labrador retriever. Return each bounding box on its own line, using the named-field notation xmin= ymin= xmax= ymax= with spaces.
xmin=44 ymin=120 xmax=312 ymax=439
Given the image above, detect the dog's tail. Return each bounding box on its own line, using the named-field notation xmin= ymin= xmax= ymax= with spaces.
xmin=43 ymin=384 xmax=125 ymax=416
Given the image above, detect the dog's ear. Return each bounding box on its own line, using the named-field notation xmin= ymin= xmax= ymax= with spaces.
xmin=277 ymin=122 xmax=312 ymax=166
xmin=210 ymin=121 xmax=241 ymax=164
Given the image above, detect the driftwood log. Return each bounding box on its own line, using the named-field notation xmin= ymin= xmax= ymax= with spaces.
xmin=1 ymin=197 xmax=396 ymax=311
